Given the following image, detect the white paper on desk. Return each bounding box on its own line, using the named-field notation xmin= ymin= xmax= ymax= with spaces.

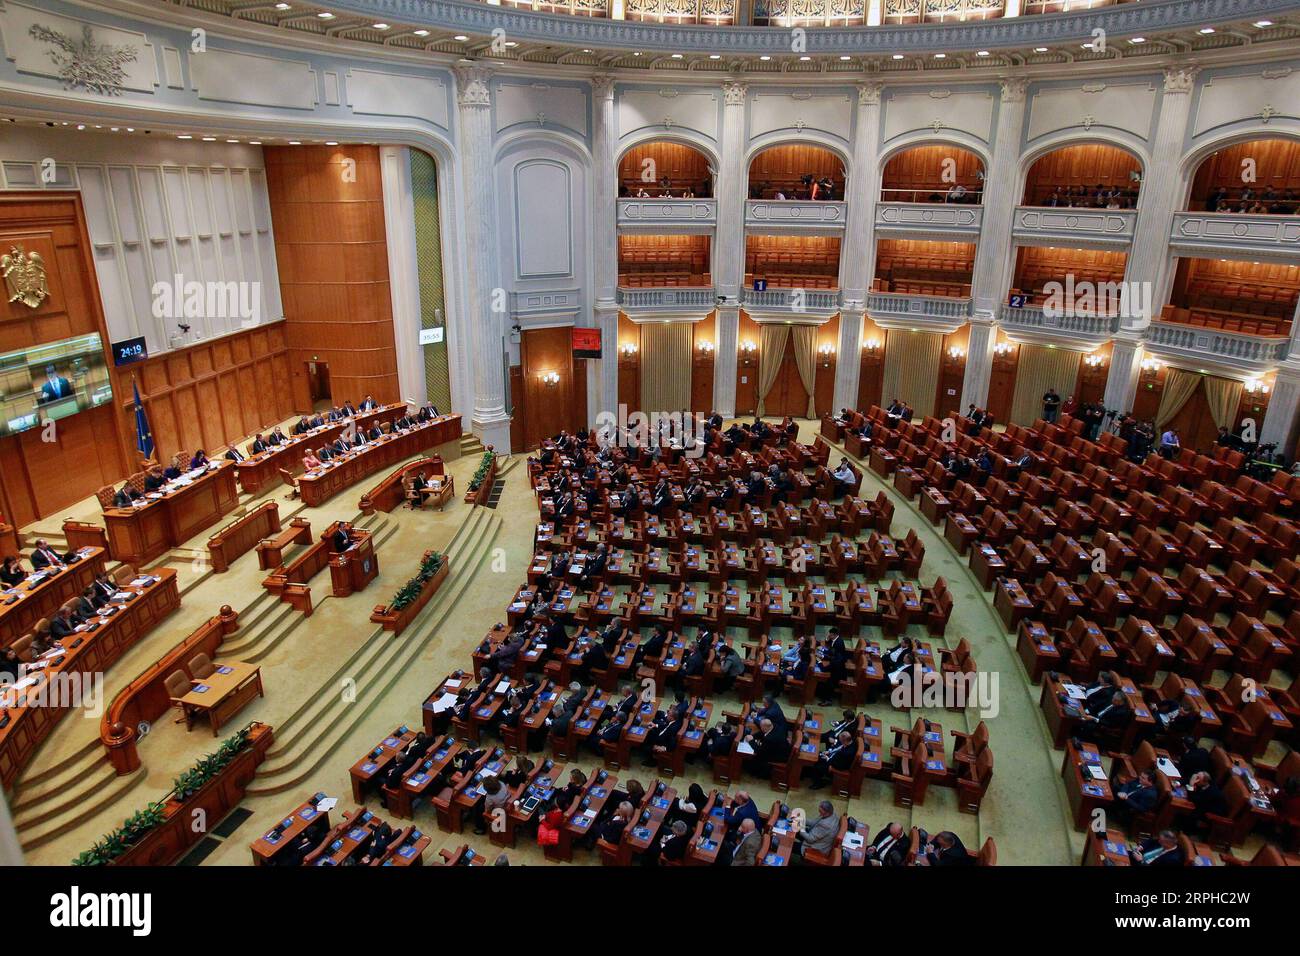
xmin=495 ymin=681 xmax=510 ymax=695
xmin=1062 ymin=682 xmax=1088 ymax=700
xmin=1156 ymin=757 xmax=1181 ymax=779
xmin=444 ymin=679 xmax=462 ymax=689
xmin=842 ymin=833 xmax=864 ymax=850
xmin=316 ymin=797 xmax=338 ymax=812
xmin=430 ymin=692 xmax=459 ymax=713
xmin=736 ymin=741 xmax=755 ymax=755
xmin=10 ymin=676 xmax=38 ymax=692
xmin=1086 ymin=764 xmax=1106 ymax=781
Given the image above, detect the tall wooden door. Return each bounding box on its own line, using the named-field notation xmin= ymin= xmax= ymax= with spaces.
xmin=762 ymin=337 xmax=810 ymax=419
xmin=1167 ymin=383 xmax=1220 ymax=454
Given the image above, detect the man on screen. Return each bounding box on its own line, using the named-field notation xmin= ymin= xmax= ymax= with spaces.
xmin=38 ymin=364 xmax=73 ymax=404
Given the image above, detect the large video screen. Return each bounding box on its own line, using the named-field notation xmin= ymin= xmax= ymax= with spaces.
xmin=0 ymin=333 xmax=114 ymax=438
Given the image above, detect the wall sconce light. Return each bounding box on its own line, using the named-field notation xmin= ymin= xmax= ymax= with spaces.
xmin=740 ymin=340 xmax=757 ymax=355
xmin=1245 ymin=379 xmax=1271 ymax=395
xmin=1084 ymin=353 xmax=1105 ymax=368
xmin=993 ymin=342 xmax=1013 ymax=356
xmin=863 ymin=338 xmax=881 ymax=352
xmin=541 ymin=371 xmax=560 ymax=387
xmin=1140 ymin=358 xmax=1161 ymax=373
xmin=948 ymin=346 xmax=965 ymax=361
xmin=698 ymin=340 xmax=715 ymax=354
xmin=818 ymin=344 xmax=836 ymax=357
xmin=620 ymin=343 xmax=639 ymax=356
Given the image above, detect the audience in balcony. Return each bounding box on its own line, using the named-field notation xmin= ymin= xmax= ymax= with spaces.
xmin=1041 ymin=184 xmax=1137 ymax=209
xmin=1205 ymin=185 xmax=1297 ymax=214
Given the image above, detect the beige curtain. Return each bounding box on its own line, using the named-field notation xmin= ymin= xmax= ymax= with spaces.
xmin=1155 ymin=368 xmax=1203 ymax=429
xmin=639 ymin=321 xmax=693 ymax=415
xmin=755 ymin=324 xmax=791 ymax=417
xmin=881 ymin=329 xmax=942 ymax=419
xmin=790 ymin=324 xmax=818 ymax=418
xmin=1202 ymin=374 xmax=1243 ymax=431
xmin=1009 ymin=344 xmax=1083 ymax=426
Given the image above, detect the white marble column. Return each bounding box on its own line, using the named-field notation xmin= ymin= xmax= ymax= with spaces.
xmin=1123 ymin=67 xmax=1199 ymax=331
xmin=1261 ymin=363 xmax=1300 ymax=460
xmin=960 ymin=317 xmax=997 ymax=411
xmin=1103 ymin=334 xmax=1145 ymax=414
xmin=713 ymin=79 xmax=748 ymax=418
xmin=379 ymin=145 xmax=427 ymax=406
xmin=969 ymin=78 xmax=1028 ymax=325
xmin=591 ymin=75 xmax=620 ymax=420
xmin=454 ymin=66 xmax=512 ymax=451
xmin=835 ymin=83 xmax=882 ymax=413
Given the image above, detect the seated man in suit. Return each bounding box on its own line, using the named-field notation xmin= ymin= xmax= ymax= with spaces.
xmin=268 ymin=427 xmax=287 ymax=446
xmin=75 ymin=585 xmax=102 ymax=618
xmin=143 ymin=466 xmax=167 ymax=491
xmin=573 ymin=639 xmax=609 ymax=687
xmin=343 ymin=400 xmax=358 ymax=416
xmin=418 ymin=403 xmax=439 ymax=421
xmin=917 ymin=830 xmax=972 ymax=866
xmin=598 ymin=801 xmax=634 ymax=845
xmin=807 ymin=730 xmax=856 ymax=789
xmin=317 ymin=443 xmax=334 ymax=462
xmin=224 ymin=444 xmax=246 ymax=463
xmin=1185 ymin=771 xmax=1229 ymax=831
xmin=366 ymin=425 xmax=383 ymax=442
xmin=640 ymin=708 xmax=684 ymax=766
xmin=795 ymin=800 xmax=840 ymax=861
xmin=865 ymin=822 xmax=908 ymax=866
xmin=1129 ymin=829 xmax=1185 ymax=866
xmin=29 ymin=539 xmax=65 ymax=572
xmin=291 ymin=417 xmax=311 ymax=435
xmin=112 ymin=483 xmax=140 ymax=508
xmin=727 ymin=818 xmax=760 ymax=866
xmin=360 ymin=394 xmax=378 ymax=411
xmin=723 ymin=791 xmax=763 ymax=831
xmin=49 ymin=603 xmax=82 ymax=640
xmin=743 ymin=717 xmax=791 ymax=777
xmin=249 ymin=433 xmax=269 ymax=455
xmin=1112 ymin=768 xmax=1159 ymax=821
xmin=1073 ymin=690 xmax=1133 ymax=745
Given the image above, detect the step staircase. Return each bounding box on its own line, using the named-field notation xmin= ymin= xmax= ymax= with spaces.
xmin=245 ymin=504 xmax=503 ymax=796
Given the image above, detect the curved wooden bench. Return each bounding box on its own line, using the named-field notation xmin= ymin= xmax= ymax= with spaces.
xmin=256 ymin=517 xmax=312 ymax=570
xmin=262 ymin=521 xmax=358 ymax=616
xmin=208 ymin=501 xmax=281 ymax=573
xmin=100 ymin=605 xmax=240 ymax=773
xmin=358 ymin=457 xmax=450 ymax=515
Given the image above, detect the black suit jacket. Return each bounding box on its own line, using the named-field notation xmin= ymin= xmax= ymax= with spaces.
xmin=30 ymin=548 xmax=62 ymax=571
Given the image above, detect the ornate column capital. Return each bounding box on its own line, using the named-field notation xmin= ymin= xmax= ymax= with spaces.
xmin=858 ymin=82 xmax=883 ymax=107
xmin=455 ymin=66 xmax=493 ymax=109
xmin=1162 ymin=65 xmax=1199 ymax=94
xmin=591 ymin=74 xmax=616 ymax=103
xmin=999 ymin=77 xmax=1028 ymax=103
xmin=723 ymin=80 xmax=747 ymax=107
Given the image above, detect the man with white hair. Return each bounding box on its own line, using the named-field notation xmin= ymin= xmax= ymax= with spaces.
xmin=795 ymin=800 xmax=840 ymax=861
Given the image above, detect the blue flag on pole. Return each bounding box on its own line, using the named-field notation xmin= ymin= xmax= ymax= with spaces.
xmin=133 ymin=378 xmax=154 ymax=459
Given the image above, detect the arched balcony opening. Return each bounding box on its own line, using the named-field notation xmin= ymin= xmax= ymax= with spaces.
xmin=1188 ymin=137 xmax=1300 ymax=214
xmin=744 ymin=235 xmax=840 ymax=290
xmin=1162 ymin=257 xmax=1298 ymax=340
xmin=748 ymin=144 xmax=845 ymax=202
xmin=873 ymin=239 xmax=975 ymax=298
xmin=880 ymin=144 xmax=984 ymax=205
xmin=1009 ymin=246 xmax=1129 ymax=311
xmin=1022 ymin=143 xmax=1142 ymax=208
xmin=618 ymin=234 xmax=712 ymax=287
xmin=618 ymin=141 xmax=713 ymax=199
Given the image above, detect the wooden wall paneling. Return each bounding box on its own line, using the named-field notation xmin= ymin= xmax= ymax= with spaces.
xmin=1074 ymin=340 xmax=1112 ymax=407
xmin=519 ymin=326 xmax=577 ymax=451
xmin=987 ymin=340 xmax=1019 ymax=425
xmin=691 ymin=312 xmax=716 ymax=414
xmin=812 ymin=313 xmax=839 ymax=418
xmin=881 ymin=145 xmax=983 ymax=201
xmin=264 ymin=146 xmax=400 ymax=409
xmin=1023 ymin=144 xmax=1143 ymax=205
xmin=1189 ymin=138 xmax=1300 ymax=207
xmin=1132 ymin=364 xmax=1165 ymax=422
xmin=735 ymin=311 xmax=760 ymax=416
xmin=618 ymin=142 xmax=711 ymax=193
xmin=0 ymin=192 xmax=130 ymax=524
xmin=617 ymin=313 xmax=641 ymax=412
xmin=749 ymin=144 xmax=846 ymax=197
xmin=857 ymin=316 xmax=885 ymax=412
xmin=508 ymin=365 xmax=526 ymax=452
xmin=937 ymin=326 xmax=970 ymax=417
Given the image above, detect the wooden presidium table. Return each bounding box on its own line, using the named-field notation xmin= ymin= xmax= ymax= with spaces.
xmin=235 ymin=403 xmax=408 ymax=495
xmin=178 ymin=660 xmax=263 ymax=736
xmin=297 ymin=415 xmax=462 ymax=507
xmin=103 ymin=461 xmax=239 ymax=565
xmin=0 ymin=568 xmax=180 ymax=790
xmin=1 ymin=547 xmax=108 ymax=647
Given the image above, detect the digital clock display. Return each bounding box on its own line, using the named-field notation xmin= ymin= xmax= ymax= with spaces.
xmin=112 ymin=336 xmax=148 ymax=367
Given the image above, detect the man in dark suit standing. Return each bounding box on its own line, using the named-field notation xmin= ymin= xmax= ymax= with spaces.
xmin=38 ymin=365 xmax=73 ymax=403
xmin=331 ymin=522 xmax=353 ymax=553
xmin=360 ymin=395 xmax=378 ymax=411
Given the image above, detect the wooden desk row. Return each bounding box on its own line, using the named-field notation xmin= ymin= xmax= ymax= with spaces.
xmin=1 ymin=547 xmax=108 ymax=647
xmin=104 ymin=461 xmax=240 ymax=566
xmin=234 ymin=403 xmax=408 ymax=495
xmin=0 ymin=569 xmax=180 ymax=791
xmin=298 ymin=415 xmax=462 ymax=507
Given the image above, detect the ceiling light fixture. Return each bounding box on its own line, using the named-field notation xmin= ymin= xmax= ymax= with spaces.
xmin=1034 ymin=47 xmax=1048 ymax=53
xmin=275 ymin=2 xmax=290 ymax=8
xmin=177 ymin=134 xmax=192 ymax=139
xmin=454 ymin=35 xmax=468 ymax=41
xmin=759 ymin=55 xmax=770 ymax=61
xmin=414 ymin=29 xmax=429 ymax=36
xmin=317 ymin=11 xmax=333 ymax=18
xmin=373 ymin=23 xmax=389 ymax=30
xmin=1128 ymin=36 xmax=1146 ymax=43
xmin=1198 ymin=27 xmax=1215 ymax=34
xmin=1254 ymin=20 xmax=1273 ymax=27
